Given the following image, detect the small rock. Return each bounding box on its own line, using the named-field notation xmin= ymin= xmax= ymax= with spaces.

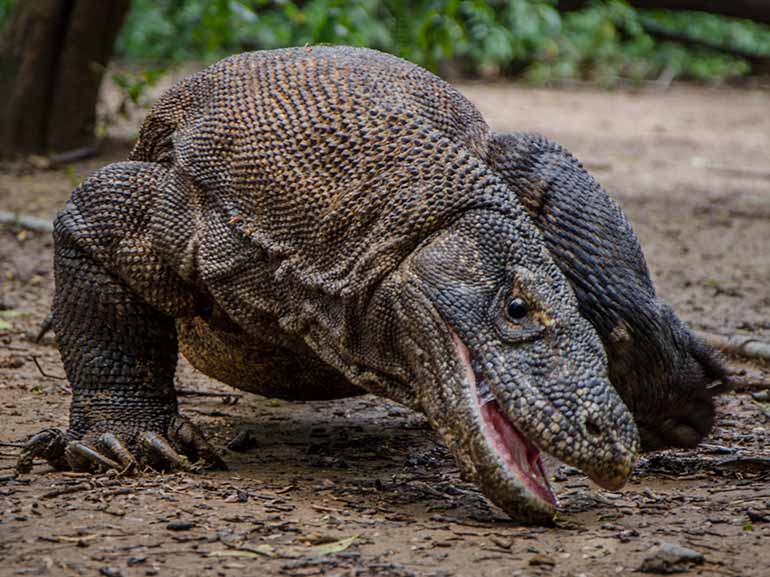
xmin=166 ymin=521 xmax=194 ymax=531
xmin=617 ymin=529 xmax=640 ymax=543
xmin=224 ymin=489 xmax=249 ymax=503
xmin=529 ymin=554 xmax=556 ymax=567
xmin=747 ymin=508 xmax=770 ymax=523
xmin=226 ymin=429 xmax=257 ymax=452
xmin=99 ymin=568 xmax=122 ymax=577
xmin=0 ymin=355 xmax=24 ymax=369
xmin=639 ymin=543 xmax=705 ymax=574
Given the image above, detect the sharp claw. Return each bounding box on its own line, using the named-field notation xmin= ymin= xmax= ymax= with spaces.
xmin=18 ymin=420 xmax=225 ymax=477
xmin=99 ymin=433 xmax=137 ymax=475
xmin=139 ymin=431 xmax=193 ymax=472
xmin=65 ymin=441 xmax=121 ymax=472
xmin=169 ymin=416 xmax=227 ymax=470
xmin=16 ymin=429 xmax=69 ymax=474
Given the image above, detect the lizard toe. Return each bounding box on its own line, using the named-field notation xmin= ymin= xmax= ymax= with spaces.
xmin=98 ymin=432 xmax=138 ymax=474
xmin=168 ymin=415 xmax=227 ymax=471
xmin=138 ymin=431 xmax=194 ymax=472
xmin=64 ymin=440 xmax=121 ymax=472
xmin=16 ymin=428 xmax=69 ymax=474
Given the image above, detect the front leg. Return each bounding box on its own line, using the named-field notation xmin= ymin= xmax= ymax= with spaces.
xmin=17 ymin=163 xmax=224 ymax=474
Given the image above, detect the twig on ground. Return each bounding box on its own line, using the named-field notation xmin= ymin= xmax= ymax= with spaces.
xmin=696 ymin=331 xmax=770 ymax=363
xmin=0 ymin=474 xmax=30 ymax=483
xmin=177 ymin=389 xmax=242 ymax=404
xmin=42 ymin=482 xmax=93 ymax=499
xmin=714 ymin=456 xmax=770 ymax=474
xmin=582 ymin=160 xmax=613 ymax=171
xmin=728 ymin=376 xmax=770 ymax=392
xmin=0 ymin=343 xmax=29 ymax=352
xmin=31 ymin=355 xmax=67 ymax=380
xmin=48 ymin=146 xmax=97 ymax=168
xmin=690 ymin=157 xmax=770 ymax=181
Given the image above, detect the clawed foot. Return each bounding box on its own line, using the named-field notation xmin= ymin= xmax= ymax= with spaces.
xmin=15 ymin=415 xmax=227 ymax=475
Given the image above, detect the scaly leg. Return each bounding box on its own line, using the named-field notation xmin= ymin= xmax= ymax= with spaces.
xmin=17 ymin=162 xmax=224 ymax=474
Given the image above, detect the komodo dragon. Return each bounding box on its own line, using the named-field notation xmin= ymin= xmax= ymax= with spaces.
xmin=18 ymin=46 xmax=724 ymax=523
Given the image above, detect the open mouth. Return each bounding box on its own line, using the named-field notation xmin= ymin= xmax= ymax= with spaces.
xmin=451 ymin=331 xmax=558 ymax=508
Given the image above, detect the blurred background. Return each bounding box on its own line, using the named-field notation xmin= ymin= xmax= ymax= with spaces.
xmin=0 ymin=0 xmax=769 ymax=158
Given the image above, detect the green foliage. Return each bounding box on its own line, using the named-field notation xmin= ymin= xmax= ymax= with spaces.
xmin=645 ymin=9 xmax=770 ymax=55
xmin=1 ymin=0 xmax=766 ymax=85
xmin=0 ymin=0 xmax=15 ymax=24
xmin=114 ymin=0 xmax=769 ymax=84
xmin=526 ymin=1 xmax=764 ymax=85
xmin=110 ymin=68 xmax=164 ymax=111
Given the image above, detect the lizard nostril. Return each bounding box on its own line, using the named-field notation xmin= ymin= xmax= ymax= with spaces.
xmin=585 ymin=418 xmax=602 ymax=438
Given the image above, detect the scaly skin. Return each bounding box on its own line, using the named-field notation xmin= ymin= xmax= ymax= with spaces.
xmin=19 ymin=47 xmax=641 ymax=523
xmin=487 ymin=134 xmax=727 ymax=450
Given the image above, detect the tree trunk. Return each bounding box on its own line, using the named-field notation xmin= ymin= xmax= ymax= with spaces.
xmin=0 ymin=0 xmax=130 ymax=158
xmin=0 ymin=1 xmax=70 ymax=157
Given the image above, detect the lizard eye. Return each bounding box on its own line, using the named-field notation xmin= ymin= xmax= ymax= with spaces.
xmin=506 ymin=298 xmax=529 ymax=321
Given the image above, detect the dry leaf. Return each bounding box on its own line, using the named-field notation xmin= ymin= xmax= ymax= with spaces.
xmin=297 ymin=535 xmax=357 ymax=556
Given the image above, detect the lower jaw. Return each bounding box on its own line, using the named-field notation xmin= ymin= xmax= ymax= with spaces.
xmin=468 ymin=447 xmax=558 ymax=524
xmin=445 ymin=344 xmax=635 ymax=519
xmin=478 ymin=399 xmax=558 ymax=509
xmin=448 ymin=330 xmax=558 ymax=519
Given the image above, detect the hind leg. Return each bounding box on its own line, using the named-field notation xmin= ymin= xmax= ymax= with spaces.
xmin=17 ymin=163 xmax=224 ymax=474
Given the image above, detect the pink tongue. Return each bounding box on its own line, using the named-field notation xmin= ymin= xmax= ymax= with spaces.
xmin=449 ymin=330 xmax=557 ymax=507
xmin=480 ymin=400 xmax=557 ymax=507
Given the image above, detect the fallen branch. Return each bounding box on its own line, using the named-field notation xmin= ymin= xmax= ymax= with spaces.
xmin=42 ymin=482 xmax=92 ymax=499
xmin=696 ymin=330 xmax=770 ymax=363
xmin=31 ymin=355 xmax=66 ymax=380
xmin=177 ymin=389 xmax=242 ymax=400
xmin=48 ymin=146 xmax=98 ymax=168
xmin=642 ymin=452 xmax=770 ymax=476
xmin=177 ymin=389 xmax=241 ymax=405
xmin=728 ymin=375 xmax=770 ymax=392
xmin=691 ymin=157 xmax=770 ymax=182
xmin=0 ymin=210 xmax=53 ymax=233
xmin=714 ymin=455 xmax=770 ymax=474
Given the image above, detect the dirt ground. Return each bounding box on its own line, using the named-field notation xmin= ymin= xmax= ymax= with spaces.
xmin=1 ymin=78 xmax=769 ymax=577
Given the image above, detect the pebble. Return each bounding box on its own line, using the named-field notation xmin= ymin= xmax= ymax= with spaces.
xmin=166 ymin=521 xmax=194 ymax=531
xmin=529 ymin=553 xmax=556 ymax=567
xmin=639 ymin=543 xmax=705 ymax=574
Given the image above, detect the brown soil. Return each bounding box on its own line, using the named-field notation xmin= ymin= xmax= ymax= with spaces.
xmin=1 ymin=79 xmax=769 ymax=577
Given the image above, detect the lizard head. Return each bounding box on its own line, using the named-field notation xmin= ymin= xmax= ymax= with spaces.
xmin=398 ymin=210 xmax=639 ymax=523
xmin=484 ymin=132 xmax=728 ymax=453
